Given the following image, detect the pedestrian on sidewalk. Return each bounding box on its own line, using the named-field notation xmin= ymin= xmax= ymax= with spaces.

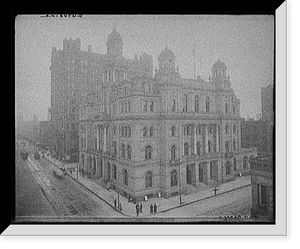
xmin=150 ymin=204 xmax=153 ymax=214
xmin=154 ymin=203 xmax=157 ymax=214
xmin=136 ymin=203 xmax=140 ymax=216
xmin=119 ymin=203 xmax=122 ymax=211
xmin=139 ymin=202 xmax=143 ymax=213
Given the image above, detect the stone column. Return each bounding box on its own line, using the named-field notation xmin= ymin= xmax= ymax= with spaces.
xmin=205 ymin=125 xmax=209 ymax=153
xmin=96 ymin=125 xmax=100 ymax=151
xmin=216 ymin=124 xmax=219 ymax=152
xmin=178 ymin=124 xmax=183 ymax=158
xmin=103 ymin=125 xmax=107 ymax=152
xmin=193 ymin=124 xmax=197 ymax=154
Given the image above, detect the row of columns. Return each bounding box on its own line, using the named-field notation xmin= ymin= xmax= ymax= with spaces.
xmin=190 ymin=124 xmax=220 ymax=155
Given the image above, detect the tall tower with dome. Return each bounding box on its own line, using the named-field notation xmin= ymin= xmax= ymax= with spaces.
xmin=106 ymin=25 xmax=123 ymax=59
xmin=154 ymin=46 xmax=180 ymax=82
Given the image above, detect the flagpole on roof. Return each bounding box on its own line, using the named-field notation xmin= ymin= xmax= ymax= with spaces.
xmin=193 ymin=43 xmax=196 ymax=80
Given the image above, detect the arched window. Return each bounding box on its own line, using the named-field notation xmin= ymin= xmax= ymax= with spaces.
xmin=113 ymin=165 xmax=117 ymax=180
xmin=128 ymin=126 xmax=131 ymax=137
xmin=195 ymin=95 xmax=200 ymax=113
xmin=225 ymin=103 xmax=229 ymax=114
xmin=171 ymin=126 xmax=176 ymax=137
xmin=171 ymin=170 xmax=178 ymax=187
xmin=93 ymin=157 xmax=96 ymax=175
xmin=233 ymin=138 xmax=236 ymax=151
xmin=225 ymin=141 xmax=230 ymax=153
xmin=106 ymin=162 xmax=111 ymax=181
xmin=121 ymin=126 xmax=124 ymax=137
xmin=99 ymin=160 xmax=103 ymax=178
xmin=206 ymin=96 xmax=210 ymax=113
xmin=226 ymin=161 xmax=231 ymax=175
xmin=243 ymin=156 xmax=248 ymax=169
xmin=81 ymin=154 xmax=85 ymax=165
xmin=123 ymin=169 xmax=128 ymax=186
xmin=225 ymin=124 xmax=230 ymax=134
xmin=183 ymin=94 xmax=188 ymax=112
xmin=196 ymin=141 xmax=201 ymax=155
xmin=171 ymin=145 xmax=176 ymax=160
xmin=145 ymin=171 xmax=153 ymax=188
xmin=233 ymin=124 xmax=237 ymax=133
xmin=149 ymin=126 xmax=154 ymax=137
xmin=208 ymin=141 xmax=212 ymax=153
xmin=145 ymin=145 xmax=152 ymax=160
xmin=127 ymin=144 xmax=131 ymax=160
xmin=184 ymin=142 xmax=189 ymax=156
xmin=121 ymin=144 xmax=126 ymax=159
xmin=171 ymin=99 xmax=176 ymax=112
xmin=233 ymin=158 xmax=237 ymax=171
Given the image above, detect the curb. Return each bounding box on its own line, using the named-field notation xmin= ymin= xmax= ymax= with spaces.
xmin=64 ymin=173 xmax=127 ymax=216
xmin=158 ymin=183 xmax=252 ymax=214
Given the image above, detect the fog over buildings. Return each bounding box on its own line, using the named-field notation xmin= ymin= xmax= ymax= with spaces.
xmin=15 ymin=14 xmax=274 ymax=122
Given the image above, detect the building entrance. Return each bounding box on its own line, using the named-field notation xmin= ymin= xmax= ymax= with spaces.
xmin=186 ymin=164 xmax=196 ymax=186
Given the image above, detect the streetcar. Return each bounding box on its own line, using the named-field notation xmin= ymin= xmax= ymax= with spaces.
xmin=34 ymin=151 xmax=40 ymax=160
xmin=53 ymin=167 xmax=64 ymax=179
xmin=20 ymin=150 xmax=29 ymax=160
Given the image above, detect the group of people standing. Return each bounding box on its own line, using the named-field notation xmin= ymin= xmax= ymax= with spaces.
xmin=135 ymin=202 xmax=158 ymax=216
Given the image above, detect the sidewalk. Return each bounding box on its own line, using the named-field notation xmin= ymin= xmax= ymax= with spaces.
xmin=43 ymin=153 xmax=251 ymax=218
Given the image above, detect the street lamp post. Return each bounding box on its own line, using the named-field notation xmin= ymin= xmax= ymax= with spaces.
xmin=77 ymin=162 xmax=79 ymax=180
xmin=178 ymin=161 xmax=183 ymax=205
xmin=116 ymin=172 xmax=120 ymax=209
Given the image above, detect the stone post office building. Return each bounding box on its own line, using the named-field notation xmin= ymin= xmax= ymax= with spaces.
xmin=78 ymin=27 xmax=257 ymax=200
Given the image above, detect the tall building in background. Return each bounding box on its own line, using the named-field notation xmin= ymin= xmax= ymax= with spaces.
xmin=241 ymin=84 xmax=274 ymax=156
xmin=261 ymin=84 xmax=274 ymax=122
xmin=50 ymin=26 xmax=153 ymax=162
xmin=79 ymin=37 xmax=257 ymax=200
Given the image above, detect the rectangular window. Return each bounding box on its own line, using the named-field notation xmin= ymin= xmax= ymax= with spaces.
xmin=149 ymin=126 xmax=154 ymax=137
xmin=143 ymin=100 xmax=147 ymax=112
xmin=149 ymin=101 xmax=154 ymax=112
xmin=124 ymin=102 xmax=127 ymax=113
xmin=171 ymin=99 xmax=176 ymax=112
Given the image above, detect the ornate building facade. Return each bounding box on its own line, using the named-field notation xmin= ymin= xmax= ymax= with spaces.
xmin=78 ymin=28 xmax=257 ymax=200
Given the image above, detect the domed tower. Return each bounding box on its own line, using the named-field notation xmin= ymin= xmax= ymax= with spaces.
xmin=155 ymin=46 xmax=180 ymax=81
xmin=106 ymin=25 xmax=123 ymax=58
xmin=211 ymin=59 xmax=227 ymax=82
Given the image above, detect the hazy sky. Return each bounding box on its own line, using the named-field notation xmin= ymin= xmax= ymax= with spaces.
xmin=15 ymin=14 xmax=274 ymax=122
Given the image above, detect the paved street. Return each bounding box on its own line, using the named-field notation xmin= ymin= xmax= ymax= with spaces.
xmin=15 ymin=151 xmax=56 ymax=220
xmin=15 ymin=147 xmax=123 ymax=223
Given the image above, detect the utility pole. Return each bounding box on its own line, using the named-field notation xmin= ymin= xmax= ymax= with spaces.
xmin=117 ymin=172 xmax=120 ymax=209
xmin=77 ymin=162 xmax=79 ymax=180
xmin=179 ymin=162 xmax=183 ymax=205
